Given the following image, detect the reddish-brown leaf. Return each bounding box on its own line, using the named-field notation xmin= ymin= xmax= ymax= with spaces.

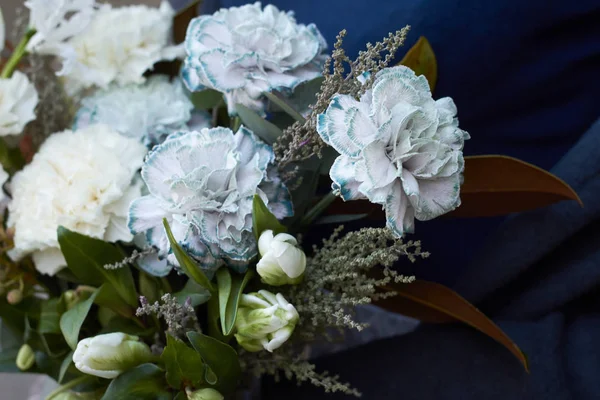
xmin=375 ymin=280 xmax=529 ymax=372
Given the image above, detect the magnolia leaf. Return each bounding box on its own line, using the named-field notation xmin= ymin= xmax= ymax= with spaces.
xmin=190 ymin=89 xmax=223 ymax=111
xmin=59 ymin=288 xmax=100 ymax=350
xmin=173 ymin=0 xmax=202 ymax=44
xmin=174 ymin=279 xmax=211 ymax=307
xmin=57 ymin=350 xmax=74 ymax=384
xmin=399 ymin=36 xmax=438 ymax=92
xmin=101 ymin=363 xmax=171 ymax=400
xmin=252 ymin=195 xmax=287 ymax=240
xmin=187 ymin=331 xmax=242 ymax=395
xmin=236 ymin=105 xmax=283 ymax=144
xmin=38 ymin=297 xmax=66 ymax=335
xmin=323 ymin=155 xmax=582 ymax=219
xmin=163 ymin=219 xmax=215 ymax=294
xmin=216 ymin=269 xmax=254 ymax=336
xmin=374 ymin=280 xmax=529 ymax=372
xmin=57 ymin=227 xmax=138 ymax=307
xmin=447 ymin=155 xmax=583 ymax=217
xmin=161 ymin=334 xmax=205 ymax=390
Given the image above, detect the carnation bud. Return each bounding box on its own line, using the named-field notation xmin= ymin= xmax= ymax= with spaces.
xmin=63 ymin=290 xmax=78 ymax=310
xmin=234 ymin=290 xmax=299 ymax=352
xmin=186 ymin=388 xmax=224 ymax=400
xmin=73 ymin=332 xmax=154 ymax=379
xmin=16 ymin=344 xmax=35 ymax=371
xmin=6 ymin=289 xmax=23 ymax=305
xmin=256 ymin=230 xmax=306 ymax=286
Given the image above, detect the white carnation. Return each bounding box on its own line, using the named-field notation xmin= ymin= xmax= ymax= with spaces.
xmin=64 ymin=1 xmax=182 ymax=93
xmin=7 ymin=124 xmax=146 ymax=275
xmin=0 ymin=71 xmax=39 ymax=136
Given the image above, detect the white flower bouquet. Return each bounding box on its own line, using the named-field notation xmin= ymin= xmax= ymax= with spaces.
xmin=0 ymin=1 xmax=581 ymax=399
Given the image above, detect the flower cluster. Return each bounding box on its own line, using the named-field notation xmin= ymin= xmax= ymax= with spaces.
xmin=317 ymin=66 xmax=469 ymax=236
xmin=128 ymin=127 xmax=293 ymax=275
xmin=182 ymin=2 xmax=327 ymax=115
xmin=8 ymin=124 xmax=146 ymax=275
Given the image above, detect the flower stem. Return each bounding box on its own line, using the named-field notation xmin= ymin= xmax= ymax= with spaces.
xmin=0 ymin=29 xmax=36 ymax=79
xmin=300 ymin=191 xmax=338 ymax=227
xmin=45 ymin=375 xmax=92 ymax=400
xmin=263 ymin=91 xmax=306 ymax=123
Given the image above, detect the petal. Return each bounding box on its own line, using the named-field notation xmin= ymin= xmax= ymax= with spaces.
xmin=258 ymin=230 xmax=274 ymax=256
xmin=32 ymin=247 xmax=66 ymax=276
xmin=412 ymin=175 xmax=462 ymax=221
xmin=384 ymin=181 xmax=415 ymax=237
xmin=330 ymin=155 xmax=365 ymax=201
xmin=128 ymin=196 xmax=170 ymax=234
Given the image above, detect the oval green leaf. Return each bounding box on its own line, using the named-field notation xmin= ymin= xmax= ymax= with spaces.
xmin=252 ymin=195 xmax=287 ymax=240
xmin=161 ymin=334 xmax=205 ymax=390
xmin=236 ymin=105 xmax=283 ymax=145
xmin=217 ymin=269 xmax=254 ymax=336
xmin=59 ymin=288 xmax=100 ymax=350
xmin=101 ymin=363 xmax=171 ymax=400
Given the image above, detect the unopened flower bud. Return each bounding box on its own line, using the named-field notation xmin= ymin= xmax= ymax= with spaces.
xmin=63 ymin=290 xmax=78 ymax=310
xmin=234 ymin=290 xmax=299 ymax=352
xmin=7 ymin=289 xmax=23 ymax=304
xmin=186 ymin=388 xmax=224 ymax=400
xmin=16 ymin=344 xmax=35 ymax=371
xmin=256 ymin=230 xmax=306 ymax=286
xmin=73 ymin=332 xmax=154 ymax=379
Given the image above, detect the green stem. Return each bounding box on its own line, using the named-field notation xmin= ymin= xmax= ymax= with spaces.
xmin=300 ymin=191 xmax=338 ymax=227
xmin=45 ymin=375 xmax=92 ymax=400
xmin=231 ymin=116 xmax=241 ymax=131
xmin=263 ymin=91 xmax=306 ymax=123
xmin=1 ymin=29 xmax=36 ymax=79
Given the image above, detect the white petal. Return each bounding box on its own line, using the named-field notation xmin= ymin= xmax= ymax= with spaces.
xmin=32 ymin=248 xmax=66 ymax=276
xmin=258 ymin=230 xmax=274 ymax=256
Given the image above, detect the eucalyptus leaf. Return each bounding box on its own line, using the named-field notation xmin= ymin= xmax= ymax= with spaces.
xmin=38 ymin=297 xmax=66 ymax=334
xmin=263 ymin=91 xmax=305 ymax=123
xmin=187 ymin=331 xmax=242 ymax=395
xmin=58 ymin=350 xmax=74 ymax=384
xmin=57 ymin=227 xmax=137 ymax=307
xmin=236 ymin=104 xmax=283 ymax=144
xmin=191 ymin=89 xmax=223 ymax=111
xmin=59 ymin=288 xmax=100 ymax=350
xmin=217 ymin=269 xmax=253 ymax=336
xmin=101 ymin=363 xmax=171 ymax=400
xmin=163 ymin=219 xmax=215 ymax=293
xmin=315 ymin=214 xmax=369 ymax=225
xmin=161 ymin=334 xmax=205 ymax=390
xmin=174 ymin=279 xmax=211 ymax=307
xmin=252 ymin=195 xmax=287 ymax=240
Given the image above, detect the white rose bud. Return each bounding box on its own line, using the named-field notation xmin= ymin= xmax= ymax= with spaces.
xmin=73 ymin=332 xmax=154 ymax=379
xmin=256 ymin=230 xmax=306 ymax=286
xmin=186 ymin=388 xmax=224 ymax=400
xmin=234 ymin=290 xmax=299 ymax=353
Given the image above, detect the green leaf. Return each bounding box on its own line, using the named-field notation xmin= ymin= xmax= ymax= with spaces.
xmin=95 ymin=284 xmax=134 ymax=319
xmin=190 ymin=89 xmax=223 ymax=110
xmin=163 ymin=219 xmax=215 ymax=293
xmin=187 ymin=331 xmax=242 ymax=395
xmin=57 ymin=226 xmax=138 ymax=307
xmin=284 ymin=77 xmax=324 ymax=115
xmin=0 ymin=347 xmax=20 ymax=372
xmin=236 ymin=104 xmax=283 ymax=145
xmin=100 ymin=317 xmax=155 ymax=337
xmin=0 ymin=318 xmax=23 ymax=350
xmin=263 ymin=91 xmax=306 ymax=123
xmin=161 ymin=334 xmax=205 ymax=390
xmin=59 ymin=288 xmax=100 ymax=350
xmin=0 ymin=137 xmax=25 ymax=174
xmin=174 ymin=279 xmax=211 ymax=307
xmin=399 ymin=36 xmax=438 ymax=93
xmin=252 ymin=195 xmax=287 ymax=240
xmin=315 ymin=214 xmax=369 ymax=225
xmin=58 ymin=350 xmax=74 ymax=384
xmin=217 ymin=269 xmax=253 ymax=336
xmin=206 ymin=295 xmax=225 ymax=342
xmin=174 ymin=392 xmax=188 ymax=400
xmin=38 ymin=297 xmax=66 ymax=334
xmin=101 ymin=363 xmax=171 ymax=400
xmin=139 ymin=272 xmax=161 ymax=305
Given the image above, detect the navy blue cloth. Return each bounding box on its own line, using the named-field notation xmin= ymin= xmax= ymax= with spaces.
xmin=183 ymin=0 xmax=600 ymax=286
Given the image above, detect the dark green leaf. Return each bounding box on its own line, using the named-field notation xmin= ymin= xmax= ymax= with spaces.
xmin=205 ymin=365 xmax=218 ymax=385
xmin=284 ymin=77 xmax=324 ymax=116
xmin=174 ymin=279 xmax=211 ymax=307
xmin=38 ymin=297 xmax=66 ymax=334
xmin=252 ymin=195 xmax=287 ymax=240
xmin=236 ymin=105 xmax=283 ymax=145
xmin=174 ymin=392 xmax=188 ymax=400
xmin=101 ymin=317 xmax=155 ymax=337
xmin=0 ymin=137 xmax=25 ymax=174
xmin=315 ymin=214 xmax=369 ymax=225
xmin=60 ymin=288 xmax=100 ymax=350
xmin=139 ymin=272 xmax=161 ymax=305
xmin=161 ymin=334 xmax=205 ymax=390
xmin=0 ymin=347 xmax=20 ymax=372
xmin=190 ymin=89 xmax=223 ymax=111
xmin=187 ymin=331 xmax=241 ymax=395
xmin=0 ymin=318 xmax=23 ymax=350
xmin=95 ymin=284 xmax=134 ymax=319
xmin=217 ymin=269 xmax=253 ymax=336
xmin=263 ymin=91 xmax=305 ymax=123
xmin=101 ymin=363 xmax=171 ymax=400
xmin=163 ymin=219 xmax=215 ymax=293
xmin=206 ymin=295 xmax=225 ymax=342
xmin=57 ymin=227 xmax=137 ymax=307
xmin=58 ymin=350 xmax=74 ymax=384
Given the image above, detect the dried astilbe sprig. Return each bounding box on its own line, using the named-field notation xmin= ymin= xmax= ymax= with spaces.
xmin=103 ymin=247 xmax=157 ymax=270
xmin=240 ymin=226 xmax=427 ymax=396
xmin=273 ymin=26 xmax=410 ymax=170
xmin=136 ymin=294 xmax=201 ymax=339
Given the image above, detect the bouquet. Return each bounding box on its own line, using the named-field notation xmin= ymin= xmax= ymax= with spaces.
xmin=0 ymin=1 xmax=580 ymax=399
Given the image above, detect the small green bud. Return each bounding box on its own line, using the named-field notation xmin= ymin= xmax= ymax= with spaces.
xmin=6 ymin=288 xmax=23 ymax=305
xmin=63 ymin=290 xmax=79 ymax=310
xmin=186 ymin=388 xmax=224 ymax=400
xmin=16 ymin=344 xmax=35 ymax=371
